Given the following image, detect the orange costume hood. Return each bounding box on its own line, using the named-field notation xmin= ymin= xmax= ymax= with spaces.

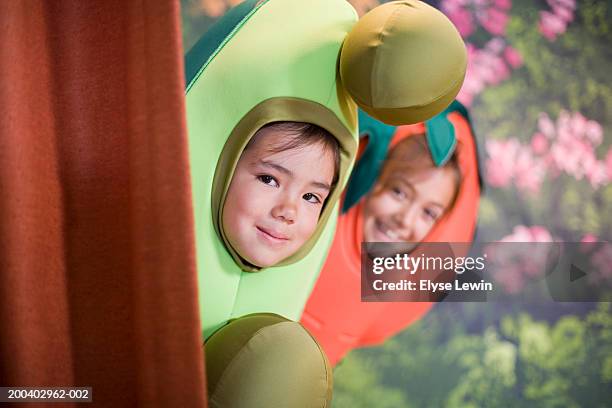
xmin=301 ymin=103 xmax=482 ymax=365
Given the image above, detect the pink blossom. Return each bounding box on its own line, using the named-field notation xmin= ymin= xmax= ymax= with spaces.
xmin=445 ymin=6 xmax=476 ymax=37
xmin=581 ymin=233 xmax=598 ymax=243
xmin=552 ymin=5 xmax=574 ymax=22
xmin=538 ymin=0 xmax=576 ymax=41
xmin=486 ymin=138 xmax=547 ymax=194
xmin=539 ymin=11 xmax=567 ymax=41
xmin=586 ymin=161 xmax=608 ymax=188
xmin=589 ymin=244 xmax=612 ymax=284
xmin=503 ymin=46 xmax=524 ymax=68
xmin=550 ymin=141 xmax=583 ymax=179
xmin=522 ymin=246 xmax=551 ymax=277
xmin=494 ymin=0 xmax=511 ymax=9
xmin=548 ymin=0 xmax=576 ymax=12
xmin=486 ymin=37 xmax=506 ymax=53
xmin=500 ymin=225 xmax=533 ymax=242
xmin=585 ymin=121 xmax=603 ymax=146
xmin=535 ymin=111 xmax=609 ymax=189
xmin=485 ymin=138 xmax=520 ymax=187
xmin=569 ymin=112 xmax=588 ymax=135
xmin=514 ymin=146 xmax=546 ymax=194
xmin=530 ymin=226 xmax=554 ymax=242
xmin=485 ymin=164 xmax=511 ymax=187
xmin=538 ymin=113 xmax=557 ymax=139
xmin=480 ymin=8 xmax=509 ymax=36
xmin=531 ymin=133 xmax=549 ymax=155
xmin=457 ymin=39 xmax=520 ymax=106
xmin=488 ymin=226 xmax=555 ymax=294
xmin=441 ymin=0 xmax=511 ymax=37
xmin=494 ymin=267 xmax=526 ymax=294
xmin=501 ymin=225 xmax=553 ymax=242
xmin=488 ymin=110 xmax=608 ymax=193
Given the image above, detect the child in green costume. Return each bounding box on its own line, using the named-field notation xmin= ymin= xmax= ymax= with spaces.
xmin=185 ymin=0 xmax=469 ymax=405
xmin=222 ymin=122 xmax=340 ymax=268
xmin=207 ymin=121 xmax=342 ymax=407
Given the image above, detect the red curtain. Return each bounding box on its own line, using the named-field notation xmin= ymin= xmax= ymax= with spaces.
xmin=0 ymin=1 xmax=206 ymax=406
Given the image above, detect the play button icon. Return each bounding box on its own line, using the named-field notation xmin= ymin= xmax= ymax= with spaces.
xmin=570 ymin=263 xmax=587 ymax=282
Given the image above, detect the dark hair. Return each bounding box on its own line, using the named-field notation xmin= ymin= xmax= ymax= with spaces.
xmin=247 ymin=121 xmax=341 ymax=187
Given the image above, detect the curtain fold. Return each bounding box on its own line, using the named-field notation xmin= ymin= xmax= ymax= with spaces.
xmin=0 ymin=1 xmax=206 ymax=406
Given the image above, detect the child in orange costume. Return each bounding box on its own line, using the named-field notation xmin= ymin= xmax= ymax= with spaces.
xmin=300 ymin=101 xmax=482 ymax=365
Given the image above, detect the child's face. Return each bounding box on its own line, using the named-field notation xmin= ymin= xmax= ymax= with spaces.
xmin=363 ymin=160 xmax=456 ymax=247
xmin=222 ymin=128 xmax=335 ymax=267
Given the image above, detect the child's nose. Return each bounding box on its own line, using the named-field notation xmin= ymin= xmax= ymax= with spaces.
xmin=271 ymin=201 xmax=297 ymax=224
xmin=392 ymin=205 xmax=418 ymax=237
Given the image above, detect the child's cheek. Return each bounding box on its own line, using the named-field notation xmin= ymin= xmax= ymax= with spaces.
xmin=299 ymin=207 xmax=322 ymax=242
xmin=249 ymin=181 xmax=276 ymax=210
xmin=368 ymin=191 xmax=396 ymax=217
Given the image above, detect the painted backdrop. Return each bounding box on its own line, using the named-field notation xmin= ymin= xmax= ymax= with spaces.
xmin=181 ymin=1 xmax=611 ymax=406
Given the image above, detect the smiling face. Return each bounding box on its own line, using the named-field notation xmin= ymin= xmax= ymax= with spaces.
xmin=362 ymin=135 xmax=459 ymax=249
xmin=222 ymin=124 xmax=337 ymax=268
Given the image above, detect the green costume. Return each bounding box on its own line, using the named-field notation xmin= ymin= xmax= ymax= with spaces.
xmin=184 ymin=0 xmax=466 ymax=405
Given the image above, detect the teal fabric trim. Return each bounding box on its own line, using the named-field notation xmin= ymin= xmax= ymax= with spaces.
xmin=184 ymin=0 xmax=265 ymax=92
xmin=447 ymin=99 xmax=470 ymax=120
xmin=435 ymin=100 xmax=484 ymax=190
xmin=342 ymin=109 xmax=396 ymax=212
xmin=425 ymin=114 xmax=457 ymax=166
xmin=425 ymin=99 xmax=471 ymax=166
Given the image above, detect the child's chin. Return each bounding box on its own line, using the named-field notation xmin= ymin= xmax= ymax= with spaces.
xmin=245 ymin=253 xmax=282 ymax=269
xmin=364 ymin=242 xmax=416 ymax=260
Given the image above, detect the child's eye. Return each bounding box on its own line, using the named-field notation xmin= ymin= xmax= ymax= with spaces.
xmin=257 ymin=175 xmax=279 ymax=187
xmin=424 ymin=208 xmax=440 ymax=222
xmin=303 ymin=193 xmax=322 ymax=204
xmin=390 ymin=187 xmax=406 ymax=200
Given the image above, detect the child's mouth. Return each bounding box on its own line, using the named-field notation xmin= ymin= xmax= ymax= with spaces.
xmin=373 ymin=219 xmax=400 ymax=242
xmin=256 ymin=226 xmax=289 ymax=244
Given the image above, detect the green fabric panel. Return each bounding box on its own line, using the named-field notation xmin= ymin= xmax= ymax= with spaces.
xmin=184 ymin=0 xmax=260 ymax=88
xmin=185 ymin=0 xmax=359 ymax=339
xmin=205 ymin=313 xmax=332 ymax=408
xmin=342 ymin=109 xmax=395 ymax=212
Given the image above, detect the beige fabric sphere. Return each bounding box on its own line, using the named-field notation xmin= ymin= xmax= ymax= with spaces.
xmin=340 ymin=0 xmax=467 ymax=125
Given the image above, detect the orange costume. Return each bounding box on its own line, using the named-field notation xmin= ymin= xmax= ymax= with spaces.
xmin=301 ymin=104 xmax=482 ymax=365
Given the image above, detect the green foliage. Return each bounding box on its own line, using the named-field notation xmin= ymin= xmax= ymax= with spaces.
xmin=333 ymin=303 xmax=612 ymax=407
xmin=332 ymin=357 xmax=412 ymax=408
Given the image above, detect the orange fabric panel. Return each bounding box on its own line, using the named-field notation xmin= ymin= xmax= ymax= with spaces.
xmin=0 ymin=1 xmax=75 ymax=392
xmin=301 ymin=113 xmax=480 ymax=365
xmin=0 ymin=2 xmax=206 ymax=407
